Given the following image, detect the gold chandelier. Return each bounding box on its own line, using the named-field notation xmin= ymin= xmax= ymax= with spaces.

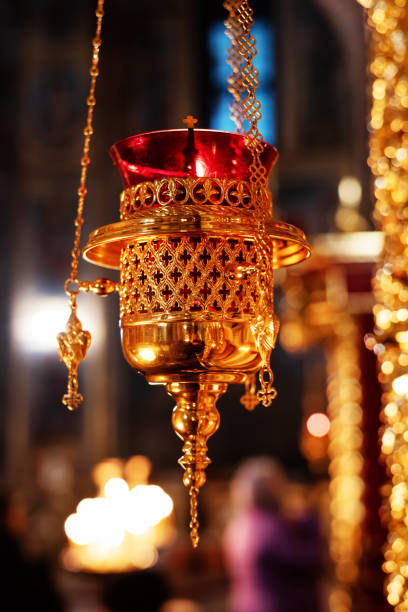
xmin=57 ymin=0 xmax=310 ymax=546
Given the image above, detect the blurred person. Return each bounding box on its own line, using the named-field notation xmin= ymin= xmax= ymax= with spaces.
xmin=222 ymin=457 xmax=322 ymax=612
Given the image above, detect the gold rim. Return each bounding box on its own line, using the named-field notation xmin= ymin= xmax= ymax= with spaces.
xmin=83 ymin=215 xmax=311 ymax=270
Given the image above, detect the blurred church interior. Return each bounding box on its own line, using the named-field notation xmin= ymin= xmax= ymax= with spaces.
xmin=0 ymin=0 xmax=395 ymax=610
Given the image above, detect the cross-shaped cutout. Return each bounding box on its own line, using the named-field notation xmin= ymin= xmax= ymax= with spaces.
xmin=162 ymin=285 xmax=172 ymax=300
xmin=153 ymin=269 xmax=164 ymax=284
xmin=200 ymin=283 xmax=211 ymax=299
xmin=209 ymin=266 xmax=221 ymax=283
xmin=161 ymin=250 xmax=172 ymax=266
xmin=179 ymin=249 xmax=191 ymax=265
xmin=180 ymin=284 xmax=192 ymax=299
xmin=189 ymin=266 xmax=201 ymax=283
xmin=171 ymin=267 xmax=182 ymax=283
xmin=199 ymin=248 xmax=211 ymax=265
xmin=219 ymin=283 xmax=230 ymax=301
xmin=146 ymin=286 xmax=155 ymax=302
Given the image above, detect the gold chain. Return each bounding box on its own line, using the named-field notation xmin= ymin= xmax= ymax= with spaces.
xmin=66 ymin=0 xmax=105 ymax=310
xmin=224 ymin=1 xmax=276 ymax=408
xmin=224 ymin=0 xmax=267 ymax=189
xmin=57 ymin=0 xmax=105 ymax=412
xmin=224 ymin=1 xmax=245 ymax=132
xmin=236 ymin=2 xmax=266 ymax=189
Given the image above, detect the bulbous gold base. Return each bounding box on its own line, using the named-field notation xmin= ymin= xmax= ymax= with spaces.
xmin=121 ymin=318 xmax=254 ymax=546
xmin=121 ymin=320 xmax=262 ymax=378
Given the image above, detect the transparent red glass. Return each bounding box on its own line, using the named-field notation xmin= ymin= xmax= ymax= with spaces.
xmin=110 ymin=129 xmax=278 ymax=187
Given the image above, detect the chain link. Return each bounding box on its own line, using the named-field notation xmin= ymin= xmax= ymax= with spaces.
xmin=224 ymin=0 xmax=267 ymax=190
xmin=57 ymin=0 xmax=104 ymax=411
xmin=67 ymin=0 xmax=105 ymax=307
xmin=224 ymin=1 xmax=277 ymax=407
xmin=224 ymin=1 xmax=245 ymax=132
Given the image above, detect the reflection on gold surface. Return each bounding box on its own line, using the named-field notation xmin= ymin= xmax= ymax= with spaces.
xmin=121 ymin=321 xmax=262 ymax=378
xmin=136 ymin=347 xmax=157 ymax=363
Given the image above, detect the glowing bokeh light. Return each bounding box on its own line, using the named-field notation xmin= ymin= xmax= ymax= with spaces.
xmin=104 ymin=477 xmax=129 ymax=499
xmin=63 ymin=461 xmax=175 ymax=574
xmin=357 ymin=0 xmax=408 ymax=606
xmin=392 ymin=374 xmax=408 ymax=396
xmin=306 ymin=412 xmax=331 ymax=437
xmin=12 ymin=292 xmax=104 ymax=354
xmin=65 ymin=513 xmax=93 ymax=547
xmin=338 ymin=176 xmax=362 ymax=207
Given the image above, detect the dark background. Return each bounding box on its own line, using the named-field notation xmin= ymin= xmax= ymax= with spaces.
xmin=0 ymin=0 xmax=372 ymax=584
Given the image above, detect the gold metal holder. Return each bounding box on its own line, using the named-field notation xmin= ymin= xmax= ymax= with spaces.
xmin=58 ymin=0 xmax=311 ymax=547
xmin=83 ymin=178 xmax=310 ymax=544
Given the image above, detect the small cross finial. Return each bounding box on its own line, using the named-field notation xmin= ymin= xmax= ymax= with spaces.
xmin=183 ymin=115 xmax=198 ymax=129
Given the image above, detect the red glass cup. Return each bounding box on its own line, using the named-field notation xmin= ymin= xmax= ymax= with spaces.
xmin=110 ymin=129 xmax=278 ymax=187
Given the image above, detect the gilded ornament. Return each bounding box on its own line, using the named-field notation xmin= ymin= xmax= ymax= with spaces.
xmin=58 ymin=0 xmax=310 ymax=547
xmin=57 ymin=312 xmax=91 ymax=411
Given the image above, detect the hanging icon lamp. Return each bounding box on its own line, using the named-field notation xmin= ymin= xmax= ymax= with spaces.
xmin=57 ymin=0 xmax=311 ymax=547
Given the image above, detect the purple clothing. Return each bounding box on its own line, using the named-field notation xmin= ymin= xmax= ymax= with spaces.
xmin=223 ymin=508 xmax=321 ymax=612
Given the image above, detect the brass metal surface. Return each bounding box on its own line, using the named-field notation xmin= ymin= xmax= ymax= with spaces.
xmin=59 ymin=0 xmax=311 ymax=548
xmin=168 ymin=380 xmax=226 ymax=548
xmin=83 ymin=209 xmax=310 ymax=271
xmin=121 ymin=320 xmax=262 ymax=380
xmin=120 ymin=177 xmax=272 ymax=219
xmin=119 ymin=233 xmax=263 ymax=320
xmin=57 ymin=313 xmax=91 ymax=411
xmin=83 ymin=179 xmax=309 ymax=546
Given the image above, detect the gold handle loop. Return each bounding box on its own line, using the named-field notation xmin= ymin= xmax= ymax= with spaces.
xmin=64 ymin=277 xmax=118 ymax=298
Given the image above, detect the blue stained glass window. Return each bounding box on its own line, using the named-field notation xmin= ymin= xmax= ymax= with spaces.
xmin=208 ymin=19 xmax=276 ymax=144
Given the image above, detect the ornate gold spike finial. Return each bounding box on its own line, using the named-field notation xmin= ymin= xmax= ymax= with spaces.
xmin=168 ymin=381 xmax=226 ymax=547
xmin=57 ymin=312 xmax=91 ymax=411
xmin=183 ymin=115 xmax=198 ymax=129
